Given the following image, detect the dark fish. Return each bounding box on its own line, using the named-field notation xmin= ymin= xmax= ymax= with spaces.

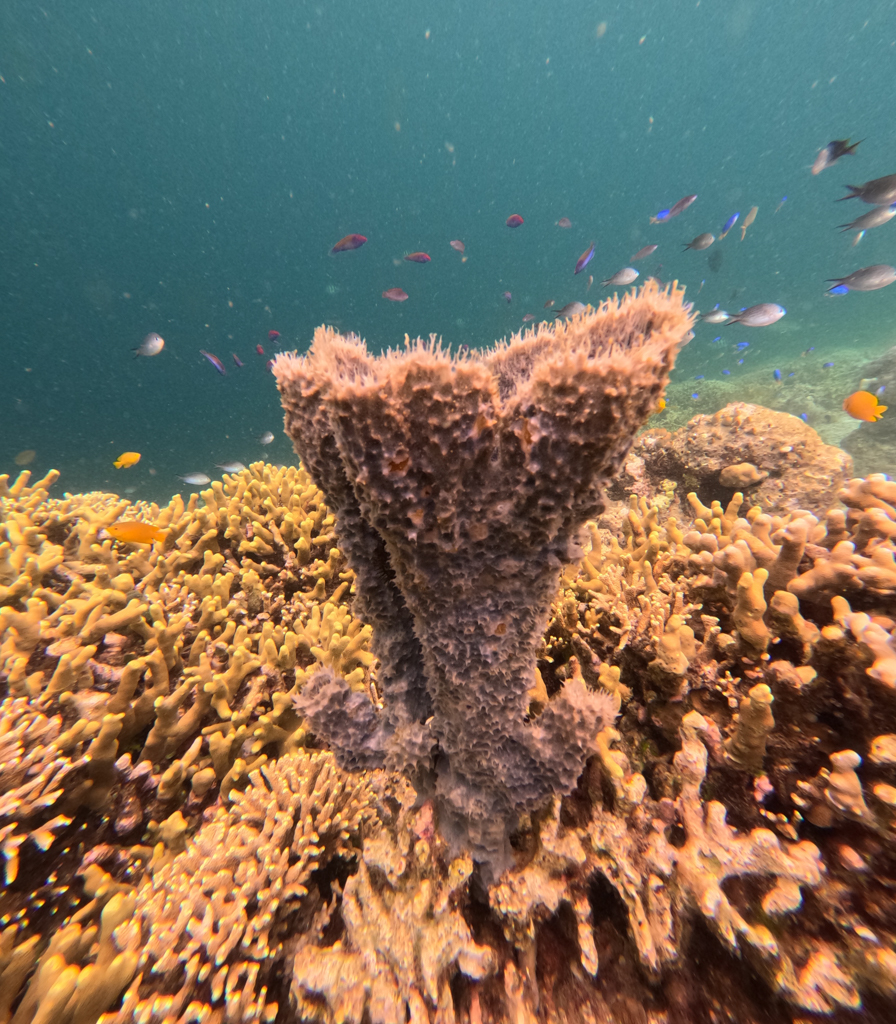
xmin=838 ymin=204 xmax=896 ymax=232
xmin=811 ymin=138 xmax=862 ymax=175
xmin=256 ymin=344 xmax=265 ymax=355
xmin=404 ymin=252 xmax=431 ymax=263
xmin=383 ymin=287 xmax=409 ymax=302
xmin=266 ymin=359 xmax=275 ymax=372
xmin=330 ymin=233 xmax=367 ymax=253
xmin=839 ymin=173 xmax=896 ymax=206
xmin=544 ymin=299 xmax=555 ymax=309
xmin=574 ymin=243 xmax=595 ymax=275
xmin=553 ymin=301 xmax=587 ymax=320
xmin=506 ymin=214 xmax=524 ymax=228
xmin=232 ymin=353 xmax=244 ymax=367
xmin=268 ymin=330 xmax=280 ymax=341
xmin=683 ymin=233 xmax=714 ymax=251
xmin=200 ymin=350 xmax=226 ymax=375
xmin=726 ymin=303 xmax=786 ymax=327
xmin=631 ymin=244 xmax=658 ymax=261
xmin=502 ymin=291 xmax=512 ymax=303
xmin=707 ymin=248 xmax=724 ymax=273
xmin=826 ymin=265 xmax=896 ymax=293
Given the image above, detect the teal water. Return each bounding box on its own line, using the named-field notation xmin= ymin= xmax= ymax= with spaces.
xmin=2 ymin=0 xmax=896 ymax=502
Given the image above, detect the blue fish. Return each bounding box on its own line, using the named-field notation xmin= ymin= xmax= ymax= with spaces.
xmin=651 ymin=208 xmax=671 ymax=223
xmin=722 ymin=369 xmax=731 ymax=375
xmin=712 ymin=336 xmax=722 ymax=343
xmin=200 ymin=349 xmax=226 ymax=375
xmin=877 ymin=385 xmax=887 ymax=397
xmin=737 ymin=358 xmax=745 ymax=365
xmin=695 ymin=375 xmax=705 ymax=380
xmin=736 ymin=342 xmax=750 ymax=350
xmin=827 ymin=284 xmax=850 ymax=296
xmin=823 ymin=362 xmax=835 ymax=369
xmin=719 ymin=212 xmax=739 ymax=239
xmin=774 ymin=369 xmax=782 ymax=381
xmin=788 ymin=372 xmax=795 ymax=378
xmin=800 ymin=412 xmax=808 ymax=422
xmin=691 ymin=392 xmax=699 ymax=399
xmin=574 ymin=243 xmax=595 ymax=275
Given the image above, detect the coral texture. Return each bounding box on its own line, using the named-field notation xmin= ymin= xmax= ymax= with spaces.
xmin=275 ymin=282 xmax=694 ymax=873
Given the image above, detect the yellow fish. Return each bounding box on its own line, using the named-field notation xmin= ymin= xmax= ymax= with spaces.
xmin=113 ymin=451 xmax=141 ymax=469
xmin=655 ymin=398 xmax=666 ymax=413
xmin=106 ymin=521 xmax=167 ymax=545
xmin=843 ymin=390 xmax=887 ymax=422
xmin=740 ymin=206 xmax=758 ymax=241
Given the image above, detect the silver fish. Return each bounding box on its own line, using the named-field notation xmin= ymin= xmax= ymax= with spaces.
xmin=631 ymin=244 xmax=658 ymax=261
xmin=601 ymin=268 xmax=639 ymax=287
xmin=839 ymin=173 xmax=896 ymax=206
xmin=216 ymin=461 xmax=247 ymax=473
xmin=827 ymin=265 xmax=896 ymax=292
xmin=178 ymin=473 xmax=211 ymax=486
xmin=683 ymin=233 xmax=715 ymax=251
xmin=258 ymin=431 xmax=275 ymax=445
xmin=699 ymin=305 xmax=730 ymax=324
xmin=726 ymin=303 xmax=786 ymax=327
xmin=133 ymin=332 xmax=164 ymax=357
xmin=552 ymin=301 xmax=588 ymax=320
xmin=838 ymin=204 xmax=896 ymax=232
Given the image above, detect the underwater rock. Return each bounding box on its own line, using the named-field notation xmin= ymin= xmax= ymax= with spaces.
xmin=622 ymin=401 xmax=853 ymax=516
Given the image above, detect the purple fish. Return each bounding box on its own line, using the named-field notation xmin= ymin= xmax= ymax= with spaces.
xmin=503 ymin=291 xmax=512 ymax=303
xmin=574 ymin=243 xmax=595 ymax=275
xmin=200 ymin=350 xmax=226 ymax=375
xmin=232 ymin=353 xmax=244 ymax=367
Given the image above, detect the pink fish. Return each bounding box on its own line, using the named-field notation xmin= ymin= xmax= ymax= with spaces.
xmin=404 ymin=252 xmax=431 ymax=263
xmin=268 ymin=330 xmax=280 ymax=341
xmin=200 ymin=350 xmax=225 ymax=375
xmin=450 ymin=239 xmax=465 ymax=253
xmin=256 ymin=344 xmax=265 ymax=355
xmin=503 ymin=291 xmax=512 ymax=303
xmin=631 ymin=244 xmax=658 ymax=261
xmin=232 ymin=353 xmax=244 ymax=367
xmin=330 ymin=233 xmax=367 ymax=253
xmin=557 ymin=217 xmax=572 ymax=229
xmin=574 ymin=243 xmax=595 ymax=275
xmin=506 ymin=214 xmax=524 ymax=228
xmin=383 ymin=287 xmax=409 ymax=302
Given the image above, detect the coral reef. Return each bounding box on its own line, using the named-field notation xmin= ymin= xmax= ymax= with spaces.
xmin=275 ymin=282 xmax=695 ymax=875
xmin=3 ymin=406 xmax=896 ymax=1022
xmin=623 ymin=401 xmax=853 ymax=516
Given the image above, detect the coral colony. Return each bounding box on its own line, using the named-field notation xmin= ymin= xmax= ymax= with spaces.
xmin=1 ymin=285 xmax=896 ymax=1024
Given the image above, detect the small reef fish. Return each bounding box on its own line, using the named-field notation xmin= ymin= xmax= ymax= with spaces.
xmin=557 ymin=217 xmax=572 ymax=228
xmin=823 ymin=362 xmax=835 ymax=369
xmin=811 ymin=138 xmax=862 ymax=175
xmin=586 ymin=274 xmax=593 ymax=291
xmin=268 ymin=330 xmax=280 ymax=341
xmin=699 ymin=305 xmax=729 ymax=323
xmin=843 ymin=390 xmax=887 ymax=422
xmin=179 ymin=473 xmax=211 ymax=485
xmin=544 ymin=299 xmax=555 ymax=308
xmin=775 ymin=196 xmax=788 ymax=214
xmin=502 ymin=291 xmax=512 ymax=303
xmin=133 ymin=332 xmax=164 ymax=358
xmin=106 ymin=521 xmax=166 ymax=545
xmin=774 ymin=369 xmax=782 ymax=381
xmin=838 ymin=204 xmax=896 ymax=233
xmin=200 ymin=350 xmax=226 ymax=375
xmin=522 ymin=314 xmax=534 ymax=322
xmin=631 ymin=244 xmax=658 ymax=261
xmin=574 ymin=243 xmax=595 ymax=275
xmin=683 ymin=233 xmax=714 ymax=251
xmin=553 ymin=301 xmax=587 ymax=320
xmin=839 ymin=173 xmax=896 ymax=206
xmin=655 ymin=398 xmax=666 ymax=412
xmin=722 ymin=369 xmax=731 ymax=375
xmin=258 ymin=431 xmax=275 ymax=445
xmin=449 ymin=240 xmax=465 ymax=252
xmin=649 ymin=194 xmax=697 ymax=224
xmin=14 ymin=449 xmax=36 ymax=466
xmin=256 ymin=344 xmax=265 ymax=355
xmin=383 ymin=287 xmax=409 ymax=302
xmin=800 ymin=413 xmax=809 ymax=422
xmin=726 ymin=303 xmax=786 ymax=327
xmin=506 ymin=214 xmax=524 ymax=228
xmin=232 ymin=353 xmax=244 ymax=367
xmin=113 ymin=452 xmax=141 ymax=469
xmin=719 ymin=213 xmax=739 ymax=239
xmin=601 ymin=268 xmax=639 ymax=287
xmin=330 ymin=234 xmax=367 ymax=253
xmin=740 ymin=206 xmax=758 ymax=241
xmin=826 ymin=265 xmax=896 ymax=293
xmin=404 ymin=252 xmax=431 ymax=263
xmin=266 ymin=359 xmax=275 ymax=372
xmin=216 ymin=461 xmax=247 ymax=473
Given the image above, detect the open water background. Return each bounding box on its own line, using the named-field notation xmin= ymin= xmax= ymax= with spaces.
xmin=2 ymin=0 xmax=896 ymax=502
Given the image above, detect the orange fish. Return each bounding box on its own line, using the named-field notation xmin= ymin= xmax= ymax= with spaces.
xmin=843 ymin=390 xmax=887 ymax=422
xmin=106 ymin=521 xmax=167 ymax=545
xmin=113 ymin=451 xmax=141 ymax=469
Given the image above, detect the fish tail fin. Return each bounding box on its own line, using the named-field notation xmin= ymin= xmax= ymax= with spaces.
xmin=846 ymin=139 xmax=864 ymax=156
xmin=837 ymin=185 xmax=861 ymax=201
